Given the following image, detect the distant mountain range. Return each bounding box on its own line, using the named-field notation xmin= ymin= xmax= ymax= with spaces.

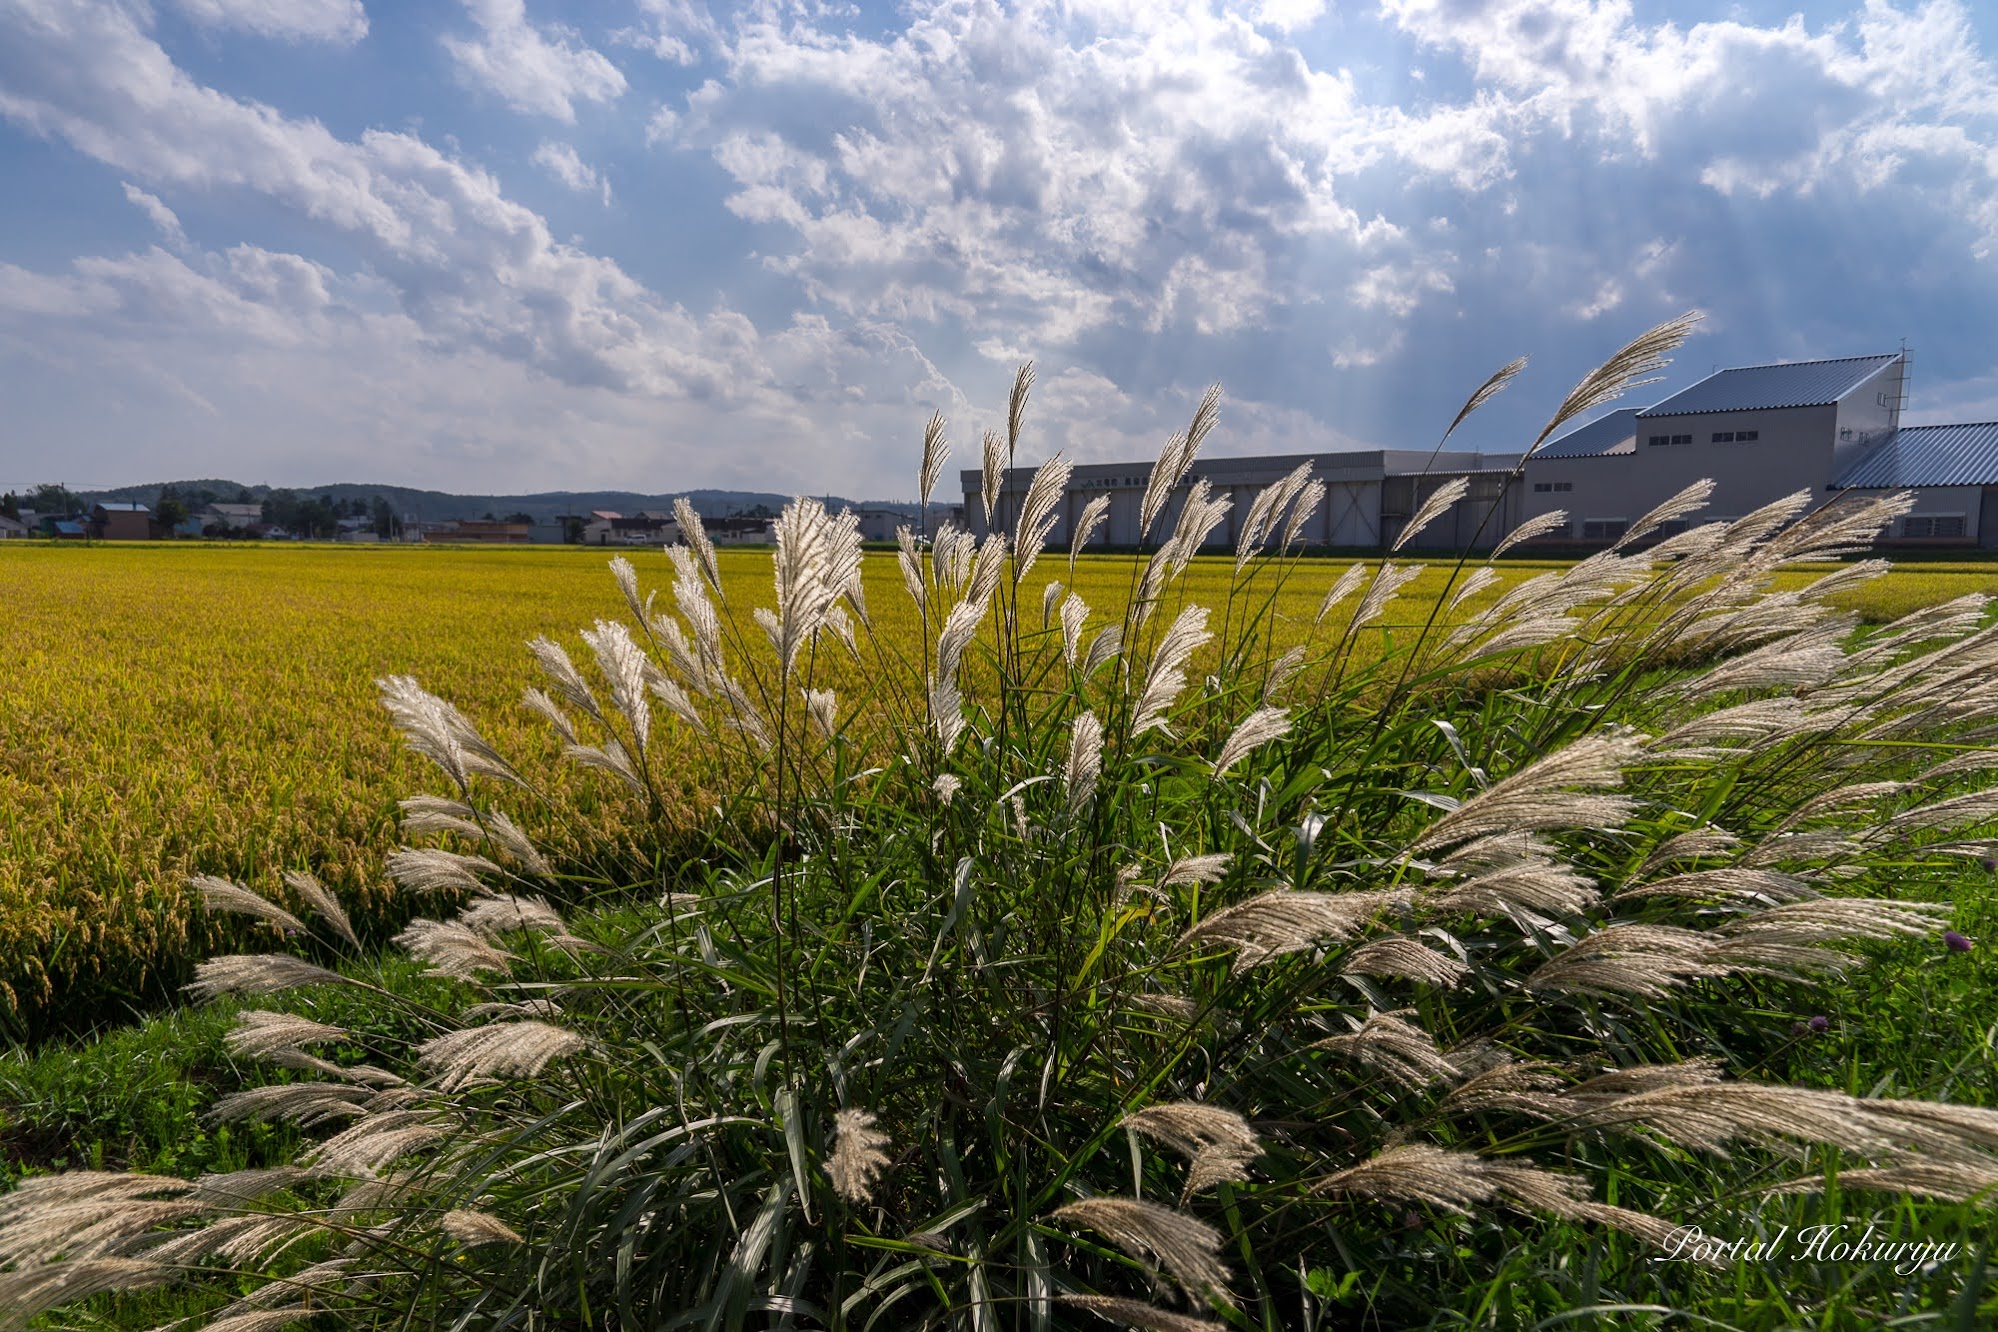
xmin=71 ymin=480 xmax=936 ymax=526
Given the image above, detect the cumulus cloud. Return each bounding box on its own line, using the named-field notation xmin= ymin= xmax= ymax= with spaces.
xmin=172 ymin=0 xmax=368 ymax=44
xmin=655 ymin=2 xmax=1468 ymax=355
xmin=444 ymin=0 xmax=625 ymax=123
xmin=1379 ymin=0 xmax=1998 ymax=251
xmin=0 ymin=1 xmax=736 ymax=398
xmin=5 ymin=0 xmax=1998 ymax=497
xmin=531 ymin=141 xmax=610 ymax=203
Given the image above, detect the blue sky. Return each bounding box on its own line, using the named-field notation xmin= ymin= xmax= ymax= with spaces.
xmin=2 ymin=0 xmax=1996 ymax=500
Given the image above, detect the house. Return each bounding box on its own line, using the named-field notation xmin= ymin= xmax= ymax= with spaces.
xmin=709 ymin=515 xmax=776 ymax=545
xmin=89 ymin=502 xmax=156 ymax=540
xmin=45 ymin=520 xmax=86 ymax=540
xmin=848 ymin=506 xmax=911 ymax=543
xmin=0 ymin=514 xmax=27 ymax=539
xmin=423 ymin=518 xmax=534 ymax=544
xmin=197 ymin=502 xmax=264 ymax=533
xmin=582 ymin=510 xmax=682 ymax=546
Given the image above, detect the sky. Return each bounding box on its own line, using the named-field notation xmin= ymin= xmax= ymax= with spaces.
xmin=2 ymin=0 xmax=1997 ymax=501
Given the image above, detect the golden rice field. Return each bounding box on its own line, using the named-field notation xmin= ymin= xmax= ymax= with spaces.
xmin=3 ymin=540 xmax=1996 ymax=1035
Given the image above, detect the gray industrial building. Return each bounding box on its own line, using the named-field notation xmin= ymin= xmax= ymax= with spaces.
xmin=1520 ymin=352 xmax=1998 ymax=548
xmin=964 ymin=350 xmax=1998 ymax=553
xmin=965 ymin=449 xmax=1524 ymax=552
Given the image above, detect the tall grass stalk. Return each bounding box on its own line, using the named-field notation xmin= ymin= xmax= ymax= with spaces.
xmin=8 ymin=316 xmax=1998 ymax=1330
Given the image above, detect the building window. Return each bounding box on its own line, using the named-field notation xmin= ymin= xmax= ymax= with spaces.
xmin=1534 ymin=482 xmax=1550 ymax=493
xmin=1713 ymin=431 xmax=1733 ymax=443
xmin=1656 ymin=520 xmax=1689 ymax=538
xmin=1903 ymin=515 xmax=1967 ymax=539
xmin=1581 ymin=519 xmax=1628 ymax=541
xmin=1648 ymin=434 xmax=1692 ymax=446
xmin=1554 ymin=481 xmax=1572 ymax=492
xmin=1712 ymin=430 xmax=1759 ymax=443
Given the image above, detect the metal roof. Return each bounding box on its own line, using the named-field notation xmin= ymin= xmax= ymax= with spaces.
xmin=1637 ymin=354 xmax=1899 ymax=417
xmin=1533 ymin=408 xmax=1640 ymax=459
xmin=95 ymin=502 xmax=150 ymax=512
xmin=1833 ymin=422 xmax=1998 ymax=488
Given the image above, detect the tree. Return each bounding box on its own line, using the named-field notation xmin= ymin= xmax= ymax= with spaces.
xmin=154 ymin=485 xmax=190 ymax=531
xmin=559 ymin=515 xmax=585 ymax=544
xmin=505 ymin=511 xmax=535 ymax=525
xmin=32 ymin=483 xmax=82 ymax=516
xmin=0 ymin=492 xmax=18 ymax=521
xmin=261 ymin=489 xmax=299 ymax=533
xmin=372 ymin=495 xmax=398 ymax=540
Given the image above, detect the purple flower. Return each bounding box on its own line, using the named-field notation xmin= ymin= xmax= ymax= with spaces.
xmin=1944 ymin=930 xmax=1974 ymax=953
xmin=1808 ymin=1015 xmax=1830 ymax=1033
xmin=1980 ymin=856 xmax=1997 ymax=873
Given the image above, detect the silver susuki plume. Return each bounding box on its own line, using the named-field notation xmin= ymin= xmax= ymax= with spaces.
xmin=1314 ymin=1010 xmax=1459 ymax=1090
xmin=1133 ymin=606 xmax=1211 ymax=735
xmin=224 ymin=1010 xmax=348 ymax=1059
xmin=1390 ymin=477 xmax=1468 ymax=554
xmin=185 ymin=955 xmax=350 ymax=1003
xmin=1212 ymin=707 xmax=1290 ymax=777
xmin=386 ymin=847 xmax=501 ymax=898
xmin=1138 ymin=386 xmax=1221 ymax=542
xmin=1051 ymin=1196 xmax=1231 ymax=1305
xmin=828 ymin=1108 xmax=893 ymax=1205
xmin=980 ymin=429 xmax=1005 ymax=524
xmin=282 ymin=869 xmax=358 ymax=948
xmin=1180 ymin=889 xmax=1407 ymax=973
xmin=377 ymin=674 xmax=521 ymax=792
xmin=1070 ymin=494 xmax=1112 ymax=574
xmin=442 ymin=1210 xmax=523 ymax=1247
xmin=1340 ymin=936 xmax=1471 ymax=988
xmin=192 ymin=875 xmax=307 ymax=936
xmin=1012 ymin=454 xmax=1074 ymax=584
xmin=1064 ymin=711 xmax=1104 ymax=818
xmin=394 ymin=919 xmax=516 ymax=980
xmin=414 ymin=1021 xmax=587 ymax=1093
xmin=1122 ymin=1102 xmax=1262 ymax=1196
xmin=1059 ymin=1294 xmax=1223 ymax=1332
xmin=917 ymin=410 xmax=949 ymax=508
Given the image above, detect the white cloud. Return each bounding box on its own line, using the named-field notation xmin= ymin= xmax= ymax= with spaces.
xmin=1377 ymin=0 xmax=1998 ymax=253
xmin=655 ymin=2 xmax=1471 ymax=354
xmin=618 ymin=0 xmax=719 ymax=65
xmin=171 ymin=0 xmax=368 ymax=44
xmin=121 ymin=182 xmax=185 ymax=244
xmin=0 ymin=2 xmax=731 ymax=397
xmin=443 ymin=0 xmax=626 ymax=123
xmin=531 ymin=141 xmax=610 ymax=203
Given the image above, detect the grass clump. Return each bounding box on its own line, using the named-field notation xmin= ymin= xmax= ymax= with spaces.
xmin=7 ymin=315 xmax=1998 ymax=1329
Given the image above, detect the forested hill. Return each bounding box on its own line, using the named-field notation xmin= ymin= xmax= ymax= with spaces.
xmin=68 ymin=481 xmax=925 ymax=524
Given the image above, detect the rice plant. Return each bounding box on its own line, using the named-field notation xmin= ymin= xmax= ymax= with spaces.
xmin=9 ymin=315 xmax=1998 ymax=1330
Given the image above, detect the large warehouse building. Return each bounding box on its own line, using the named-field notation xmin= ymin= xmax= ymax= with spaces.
xmin=964 ymin=351 xmax=1998 ymax=552
xmin=965 ymin=448 xmax=1525 ymax=552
